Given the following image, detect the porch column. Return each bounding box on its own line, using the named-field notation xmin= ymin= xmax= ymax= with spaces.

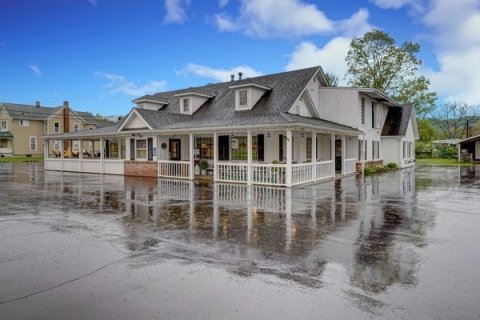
xmin=79 ymin=139 xmax=83 ymax=173
xmin=286 ymin=129 xmax=293 ymax=187
xmin=189 ymin=133 xmax=194 ymax=180
xmin=100 ymin=138 xmax=104 ymax=175
xmin=312 ymin=131 xmax=317 ymax=182
xmin=331 ymin=134 xmax=335 ymax=177
xmin=60 ymin=139 xmax=64 ymax=172
xmin=44 ymin=139 xmax=48 ymax=159
xmin=213 ymin=131 xmax=218 ymax=182
xmin=247 ymin=130 xmax=252 ymax=185
xmin=341 ymin=135 xmax=346 ymax=175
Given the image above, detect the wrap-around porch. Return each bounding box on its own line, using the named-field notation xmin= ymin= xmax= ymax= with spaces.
xmin=44 ymin=128 xmax=359 ymax=187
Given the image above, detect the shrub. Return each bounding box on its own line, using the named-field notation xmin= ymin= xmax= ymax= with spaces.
xmin=434 ymin=145 xmax=458 ymax=159
xmin=387 ymin=162 xmax=398 ymax=169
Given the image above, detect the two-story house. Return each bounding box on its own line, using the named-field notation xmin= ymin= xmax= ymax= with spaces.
xmin=0 ymin=100 xmax=109 ymax=157
xmin=43 ymin=66 xmax=419 ymax=187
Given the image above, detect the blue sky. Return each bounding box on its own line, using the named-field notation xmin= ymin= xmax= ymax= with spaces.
xmin=1 ymin=0 xmax=479 ymax=116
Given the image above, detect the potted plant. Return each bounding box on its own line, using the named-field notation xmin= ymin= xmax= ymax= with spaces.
xmin=199 ymin=160 xmax=209 ymax=175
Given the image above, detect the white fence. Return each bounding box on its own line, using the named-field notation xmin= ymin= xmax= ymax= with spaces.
xmin=45 ymin=159 xmax=62 ymax=170
xmin=103 ymin=160 xmax=124 ymax=175
xmin=316 ymin=160 xmax=334 ymax=180
xmin=252 ymin=163 xmax=286 ymax=186
xmin=292 ymin=163 xmax=313 ymax=185
xmin=82 ymin=160 xmax=101 ymax=173
xmin=158 ymin=160 xmax=190 ymax=179
xmin=344 ymin=158 xmax=358 ymax=174
xmin=216 ymin=162 xmax=248 ymax=183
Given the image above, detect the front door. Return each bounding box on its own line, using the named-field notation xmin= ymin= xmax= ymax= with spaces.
xmin=257 ymin=134 xmax=264 ymax=162
xmin=218 ymin=135 xmax=229 ymax=161
xmin=169 ymin=139 xmax=181 ymax=161
xmin=335 ymin=139 xmax=342 ymax=172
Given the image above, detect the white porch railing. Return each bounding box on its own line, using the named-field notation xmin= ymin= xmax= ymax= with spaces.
xmin=344 ymin=158 xmax=357 ymax=174
xmin=0 ymin=147 xmax=12 ymax=154
xmin=82 ymin=160 xmax=101 ymax=173
xmin=316 ymin=160 xmax=334 ymax=180
xmin=252 ymin=163 xmax=286 ymax=186
xmin=292 ymin=162 xmax=313 ymax=185
xmin=63 ymin=159 xmax=80 ymax=172
xmin=216 ymin=162 xmax=248 ymax=183
xmin=158 ymin=160 xmax=190 ymax=179
xmin=103 ymin=160 xmax=124 ymax=175
xmin=45 ymin=159 xmax=62 ymax=170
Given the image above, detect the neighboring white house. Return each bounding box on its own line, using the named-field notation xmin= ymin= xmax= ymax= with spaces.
xmin=43 ymin=66 xmax=417 ymax=186
xmin=319 ymin=87 xmax=419 ymax=169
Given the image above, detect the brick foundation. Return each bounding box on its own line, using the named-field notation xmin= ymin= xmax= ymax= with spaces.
xmin=124 ymin=160 xmax=158 ymax=177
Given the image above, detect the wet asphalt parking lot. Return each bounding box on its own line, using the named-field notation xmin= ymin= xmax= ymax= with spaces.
xmin=0 ymin=163 xmax=479 ymax=319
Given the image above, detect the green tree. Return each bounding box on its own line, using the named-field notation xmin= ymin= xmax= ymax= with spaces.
xmin=431 ymin=102 xmax=479 ymax=139
xmin=417 ymin=119 xmax=436 ymax=142
xmin=324 ymin=71 xmax=339 ymax=87
xmin=345 ymin=30 xmax=437 ymax=118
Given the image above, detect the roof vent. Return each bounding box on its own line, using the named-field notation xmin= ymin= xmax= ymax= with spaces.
xmin=230 ymin=74 xmax=235 ymax=82
xmin=35 ymin=101 xmax=40 ymax=108
xmin=238 ymin=72 xmax=243 ymax=80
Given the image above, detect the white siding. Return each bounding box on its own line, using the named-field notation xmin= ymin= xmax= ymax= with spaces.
xmin=318 ymin=88 xmax=359 ymax=128
xmin=380 ymin=137 xmax=401 ymax=166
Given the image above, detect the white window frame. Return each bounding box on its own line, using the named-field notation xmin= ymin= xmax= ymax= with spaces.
xmin=29 ymin=136 xmax=37 ymax=151
xmin=73 ymin=122 xmax=80 ymax=132
xmin=54 ymin=122 xmax=60 ymax=133
xmin=1 ymin=120 xmax=7 ymax=131
xmin=135 ymin=139 xmax=147 ymax=160
xmin=239 ymin=90 xmax=248 ymax=107
xmin=19 ymin=119 xmax=29 ymax=127
xmin=72 ymin=140 xmax=80 ymax=152
xmin=182 ymin=98 xmax=190 ymax=113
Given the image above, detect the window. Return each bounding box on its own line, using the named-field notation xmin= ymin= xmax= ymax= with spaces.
xmin=183 ymin=98 xmax=190 ymax=113
xmin=364 ymin=140 xmax=368 ymax=160
xmin=0 ymin=139 xmax=8 ymax=148
xmin=19 ymin=120 xmax=29 ymax=127
xmin=372 ymin=102 xmax=376 ymax=129
xmin=196 ymin=137 xmax=213 ymax=160
xmin=239 ymin=90 xmax=248 ymax=107
xmin=1 ymin=120 xmax=7 ymax=131
xmin=54 ymin=122 xmax=60 ymax=133
xmin=403 ymin=141 xmax=408 ymax=159
xmin=358 ymin=140 xmax=363 ymax=161
xmin=361 ymin=97 xmax=366 ymax=125
xmin=53 ymin=140 xmax=60 ymax=151
xmin=72 ymin=140 xmax=80 ymax=153
xmin=73 ymin=123 xmax=80 ymax=132
xmin=231 ymin=136 xmax=257 ymax=161
xmin=29 ymin=136 xmax=37 ymax=151
xmin=136 ymin=139 xmax=147 ymax=159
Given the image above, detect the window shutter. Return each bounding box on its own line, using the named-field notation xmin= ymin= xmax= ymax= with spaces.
xmin=130 ymin=139 xmax=135 ymax=160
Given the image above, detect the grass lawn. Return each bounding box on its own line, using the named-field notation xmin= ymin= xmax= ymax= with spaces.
xmin=0 ymin=156 xmax=44 ymax=163
xmin=416 ymin=158 xmax=472 ymax=166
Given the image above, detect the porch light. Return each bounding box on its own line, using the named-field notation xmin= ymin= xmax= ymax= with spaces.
xmin=267 ymin=132 xmax=271 ymax=138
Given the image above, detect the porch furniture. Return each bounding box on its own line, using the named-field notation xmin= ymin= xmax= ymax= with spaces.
xmin=52 ymin=150 xmax=61 ymax=158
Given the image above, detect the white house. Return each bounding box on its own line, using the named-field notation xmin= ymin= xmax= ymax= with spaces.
xmin=318 ymin=87 xmax=418 ymax=169
xmin=43 ymin=66 xmax=417 ymax=187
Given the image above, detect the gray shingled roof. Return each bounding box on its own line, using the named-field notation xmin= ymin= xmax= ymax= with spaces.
xmin=46 ymin=67 xmax=361 ymax=139
xmin=381 ymin=105 xmax=413 ymax=136
xmin=0 ymin=102 xmax=62 ymax=120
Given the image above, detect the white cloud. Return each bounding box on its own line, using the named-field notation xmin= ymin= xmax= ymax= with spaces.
xmin=214 ymin=13 xmax=238 ymax=32
xmin=178 ymin=63 xmax=263 ymax=82
xmin=29 ymin=64 xmax=42 ymax=77
xmin=369 ymin=0 xmax=424 ymax=12
xmin=95 ymin=71 xmax=167 ymax=96
xmin=218 ymin=0 xmax=229 ymax=8
xmin=212 ymin=0 xmax=374 ymax=39
xmin=285 ymin=37 xmax=351 ymax=82
xmin=87 ymin=0 xmax=98 ymax=6
xmin=421 ymin=0 xmax=480 ymax=104
xmin=164 ymin=0 xmax=190 ymax=24
xmin=336 ymin=8 xmax=374 ymax=38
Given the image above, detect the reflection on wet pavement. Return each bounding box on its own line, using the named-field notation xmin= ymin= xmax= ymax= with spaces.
xmin=1 ymin=163 xmax=480 ymax=319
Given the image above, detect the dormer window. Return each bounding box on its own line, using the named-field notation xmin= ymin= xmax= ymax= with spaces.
xmin=239 ymin=90 xmax=248 ymax=107
xmin=230 ymin=82 xmax=271 ymax=111
xmin=182 ymin=98 xmax=190 ymax=113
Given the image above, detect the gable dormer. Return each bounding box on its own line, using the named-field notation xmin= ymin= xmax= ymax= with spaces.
xmin=132 ymin=96 xmax=168 ymax=111
xmin=174 ymin=92 xmax=214 ymax=115
xmin=289 ymin=90 xmax=318 ymax=118
xmin=229 ymin=82 xmax=271 ymax=111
